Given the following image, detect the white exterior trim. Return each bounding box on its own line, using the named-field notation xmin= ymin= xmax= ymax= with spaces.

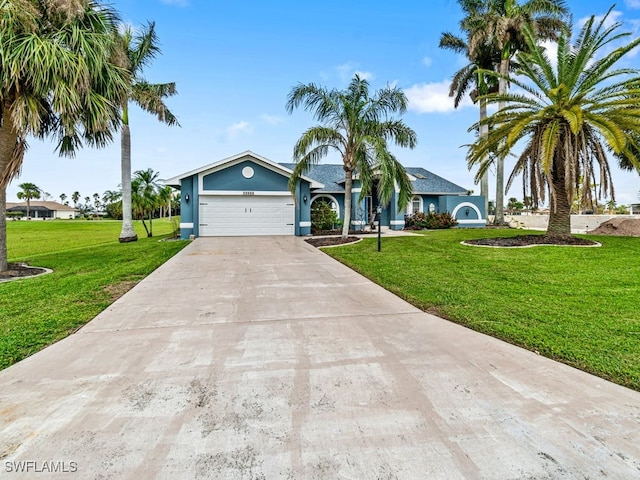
xmin=452 ymin=202 xmax=484 ymax=221
xmin=390 ymin=220 xmax=405 ymax=226
xmin=351 ymin=220 xmax=366 ymax=226
xmin=180 ymin=222 xmax=194 ymax=229
xmin=457 ymin=219 xmax=486 ymax=225
xmin=165 ymin=150 xmax=323 ymax=189
xmin=299 ymin=221 xmax=311 ymax=227
xmin=406 ymin=195 xmax=424 ymax=215
xmin=198 ymin=190 xmax=292 ymax=197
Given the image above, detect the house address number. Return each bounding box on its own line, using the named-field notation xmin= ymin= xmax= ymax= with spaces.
xmin=243 ymin=191 xmax=254 ymax=196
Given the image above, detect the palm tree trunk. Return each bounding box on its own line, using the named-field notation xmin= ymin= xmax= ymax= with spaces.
xmin=0 ymin=108 xmax=18 ymax=272
xmin=479 ymin=98 xmax=489 ymax=217
xmin=342 ymin=172 xmax=353 ymax=238
xmin=119 ymin=122 xmax=138 ymax=243
xmin=495 ymin=57 xmax=509 ymax=225
xmin=547 ymin=168 xmax=572 ymax=237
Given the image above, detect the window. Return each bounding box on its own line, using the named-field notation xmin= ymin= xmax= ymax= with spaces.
xmin=409 ymin=196 xmax=422 ymax=214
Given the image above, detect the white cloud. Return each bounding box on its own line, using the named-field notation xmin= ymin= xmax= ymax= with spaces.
xmin=405 ymin=80 xmax=474 ymax=114
xmin=336 ymin=63 xmax=374 ymax=82
xmin=422 ymin=56 xmax=433 ymax=67
xmin=578 ymin=10 xmax=623 ymax=29
xmin=625 ymin=0 xmax=640 ymax=9
xmin=224 ymin=121 xmax=252 ymax=140
xmin=261 ymin=114 xmax=285 ymax=125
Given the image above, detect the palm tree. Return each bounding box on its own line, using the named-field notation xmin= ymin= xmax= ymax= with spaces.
xmin=71 ymin=191 xmax=81 ymax=207
xmin=157 ymin=185 xmax=174 ymax=219
xmin=286 ymin=74 xmax=417 ymax=238
xmin=440 ymin=0 xmax=502 ymax=216
xmin=0 ymin=0 xmax=128 ymax=271
xmin=468 ymin=10 xmax=640 ymax=237
xmin=59 ymin=193 xmax=67 ymax=204
xmin=16 ymin=182 xmax=41 ymax=218
xmin=102 ymin=189 xmax=122 ymax=219
xmin=131 ymin=168 xmax=160 ymax=237
xmin=466 ymin=0 xmax=568 ymax=224
xmin=117 ymin=22 xmax=179 ymax=243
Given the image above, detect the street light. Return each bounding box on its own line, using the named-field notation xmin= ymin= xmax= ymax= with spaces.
xmin=376 ymin=205 xmax=383 ymax=252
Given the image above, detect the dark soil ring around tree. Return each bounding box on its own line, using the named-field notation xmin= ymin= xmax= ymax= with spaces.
xmin=462 ymin=235 xmax=601 ymax=248
xmin=0 ymin=263 xmax=52 ymax=282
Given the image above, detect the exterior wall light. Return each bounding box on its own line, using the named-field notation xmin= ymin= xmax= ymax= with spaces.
xmin=303 ymin=194 xmax=308 ymax=203
xmin=185 ymin=193 xmax=190 ymax=204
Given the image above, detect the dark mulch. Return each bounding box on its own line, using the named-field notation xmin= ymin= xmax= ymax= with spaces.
xmin=0 ymin=263 xmax=49 ymax=281
xmin=305 ymin=236 xmax=361 ymax=247
xmin=464 ymin=235 xmax=599 ymax=247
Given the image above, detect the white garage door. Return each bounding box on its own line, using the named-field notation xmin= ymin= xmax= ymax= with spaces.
xmin=199 ymin=195 xmax=295 ymax=236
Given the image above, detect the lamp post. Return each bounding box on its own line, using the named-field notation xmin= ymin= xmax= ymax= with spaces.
xmin=376 ymin=205 xmax=383 ymax=252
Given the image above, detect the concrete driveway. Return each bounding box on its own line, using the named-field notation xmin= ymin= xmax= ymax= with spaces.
xmin=1 ymin=236 xmax=639 ymax=479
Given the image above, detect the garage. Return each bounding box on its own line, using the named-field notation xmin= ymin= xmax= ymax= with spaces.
xmin=199 ymin=195 xmax=295 ymax=236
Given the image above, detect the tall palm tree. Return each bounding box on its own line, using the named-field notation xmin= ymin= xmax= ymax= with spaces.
xmin=0 ymin=0 xmax=128 ymax=271
xmin=468 ymin=10 xmax=640 ymax=237
xmin=286 ymin=74 xmax=417 ymax=238
xmin=59 ymin=193 xmax=67 ymax=204
xmin=16 ymin=182 xmax=41 ymax=218
xmin=71 ymin=191 xmax=81 ymax=206
xmin=466 ymin=0 xmax=568 ymax=224
xmin=132 ymin=168 xmax=160 ymax=237
xmin=117 ymin=22 xmax=179 ymax=243
xmin=440 ymin=0 xmax=502 ymax=216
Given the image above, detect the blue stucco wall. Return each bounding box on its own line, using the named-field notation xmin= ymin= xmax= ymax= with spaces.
xmin=295 ymin=180 xmax=311 ymax=235
xmin=202 ymin=161 xmax=289 ymax=191
xmin=180 ymin=176 xmax=196 ymax=239
xmin=441 ymin=195 xmax=486 ymax=227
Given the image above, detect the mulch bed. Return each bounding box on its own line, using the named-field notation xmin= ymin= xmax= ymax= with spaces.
xmin=0 ymin=263 xmax=49 ymax=281
xmin=464 ymin=235 xmax=599 ymax=247
xmin=305 ymin=236 xmax=361 ymax=247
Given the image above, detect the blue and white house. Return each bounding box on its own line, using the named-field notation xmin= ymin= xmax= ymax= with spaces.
xmin=164 ymin=151 xmax=486 ymax=239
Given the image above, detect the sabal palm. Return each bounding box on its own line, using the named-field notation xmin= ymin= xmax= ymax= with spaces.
xmin=118 ymin=22 xmax=179 ymax=243
xmin=16 ymin=182 xmax=41 ymax=218
xmin=286 ymin=74 xmax=416 ymax=238
xmin=132 ymin=168 xmax=160 ymax=237
xmin=468 ymin=11 xmax=640 ymax=237
xmin=466 ymin=0 xmax=568 ymax=224
xmin=0 ymin=0 xmax=128 ymax=271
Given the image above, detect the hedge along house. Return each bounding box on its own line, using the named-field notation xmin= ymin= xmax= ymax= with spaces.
xmin=164 ymin=151 xmax=486 ymax=239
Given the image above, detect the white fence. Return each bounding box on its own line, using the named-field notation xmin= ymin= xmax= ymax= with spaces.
xmin=502 ymin=214 xmax=640 ymax=233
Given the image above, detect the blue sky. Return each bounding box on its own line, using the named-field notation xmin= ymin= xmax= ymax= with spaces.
xmin=7 ymin=0 xmax=640 ymax=207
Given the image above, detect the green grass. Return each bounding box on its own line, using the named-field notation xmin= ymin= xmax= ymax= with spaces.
xmin=1 ymin=219 xmax=188 ymax=370
xmin=324 ymin=228 xmax=640 ymax=391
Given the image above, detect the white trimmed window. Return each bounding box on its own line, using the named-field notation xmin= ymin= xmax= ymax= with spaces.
xmin=408 ymin=195 xmax=422 ymax=214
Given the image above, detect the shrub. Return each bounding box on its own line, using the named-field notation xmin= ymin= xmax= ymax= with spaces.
xmin=311 ymin=200 xmax=339 ymax=232
xmin=404 ymin=211 xmax=457 ymax=230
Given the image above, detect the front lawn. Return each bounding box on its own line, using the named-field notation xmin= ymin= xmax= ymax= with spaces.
xmin=324 ymin=228 xmax=640 ymax=391
xmin=1 ymin=219 xmax=188 ymax=370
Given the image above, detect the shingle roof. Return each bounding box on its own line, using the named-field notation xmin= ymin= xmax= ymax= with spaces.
xmin=6 ymin=201 xmax=75 ymax=211
xmin=279 ymin=163 xmax=468 ymax=194
xmin=279 ymin=163 xmax=346 ymax=192
xmin=404 ymin=167 xmax=467 ymax=194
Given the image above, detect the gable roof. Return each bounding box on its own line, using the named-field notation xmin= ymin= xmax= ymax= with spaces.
xmin=279 ymin=163 xmax=468 ymax=195
xmin=164 ymin=150 xmax=323 ymax=188
xmin=6 ymin=201 xmax=76 ymax=211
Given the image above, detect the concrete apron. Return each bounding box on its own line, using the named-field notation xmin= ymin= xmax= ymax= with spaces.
xmin=0 ymin=236 xmax=638 ymax=479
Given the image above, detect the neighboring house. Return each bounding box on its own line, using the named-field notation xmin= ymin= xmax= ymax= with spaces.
xmin=164 ymin=151 xmax=486 ymax=239
xmin=6 ymin=201 xmax=77 ymax=220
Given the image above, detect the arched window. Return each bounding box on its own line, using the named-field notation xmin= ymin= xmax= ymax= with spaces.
xmin=407 ymin=195 xmax=423 ymax=214
xmin=311 ymin=195 xmax=340 ymax=218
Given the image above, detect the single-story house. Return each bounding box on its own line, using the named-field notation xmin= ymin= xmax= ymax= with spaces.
xmin=164 ymin=151 xmax=486 ymax=239
xmin=6 ymin=201 xmax=77 ymax=220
